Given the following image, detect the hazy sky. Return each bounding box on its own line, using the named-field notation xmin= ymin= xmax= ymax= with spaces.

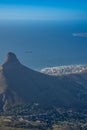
xmin=0 ymin=0 xmax=87 ymax=20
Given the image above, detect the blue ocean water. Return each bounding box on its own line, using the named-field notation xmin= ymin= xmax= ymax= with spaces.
xmin=0 ymin=20 xmax=87 ymax=69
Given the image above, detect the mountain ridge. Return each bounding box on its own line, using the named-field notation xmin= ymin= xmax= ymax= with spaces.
xmin=0 ymin=52 xmax=87 ymax=111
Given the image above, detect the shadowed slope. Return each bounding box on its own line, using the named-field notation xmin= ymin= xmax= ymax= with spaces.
xmin=0 ymin=52 xmax=87 ymax=111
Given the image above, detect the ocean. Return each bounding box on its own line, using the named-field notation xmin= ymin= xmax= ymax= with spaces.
xmin=0 ymin=20 xmax=87 ymax=70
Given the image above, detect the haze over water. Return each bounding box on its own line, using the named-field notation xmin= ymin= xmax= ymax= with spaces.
xmin=0 ymin=20 xmax=87 ymax=70
xmin=0 ymin=0 xmax=87 ymax=69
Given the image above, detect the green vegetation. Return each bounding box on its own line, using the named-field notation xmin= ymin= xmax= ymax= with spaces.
xmin=0 ymin=127 xmax=27 ymax=130
xmin=0 ymin=104 xmax=87 ymax=130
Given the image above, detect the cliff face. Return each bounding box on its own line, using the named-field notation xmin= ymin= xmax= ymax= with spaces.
xmin=0 ymin=52 xmax=87 ymax=111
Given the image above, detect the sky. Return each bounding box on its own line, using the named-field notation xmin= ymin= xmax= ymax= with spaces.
xmin=0 ymin=0 xmax=87 ymax=20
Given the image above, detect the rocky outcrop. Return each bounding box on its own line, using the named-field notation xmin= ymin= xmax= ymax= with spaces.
xmin=0 ymin=52 xmax=87 ymax=111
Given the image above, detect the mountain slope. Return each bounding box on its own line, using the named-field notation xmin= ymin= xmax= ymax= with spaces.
xmin=0 ymin=52 xmax=87 ymax=111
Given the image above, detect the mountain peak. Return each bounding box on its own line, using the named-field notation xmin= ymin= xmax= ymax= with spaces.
xmin=0 ymin=52 xmax=87 ymax=111
xmin=3 ymin=52 xmax=20 ymax=65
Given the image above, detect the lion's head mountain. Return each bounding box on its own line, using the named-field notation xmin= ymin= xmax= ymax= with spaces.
xmin=0 ymin=52 xmax=87 ymax=111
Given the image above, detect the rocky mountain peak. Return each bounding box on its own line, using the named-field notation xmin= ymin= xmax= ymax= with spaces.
xmin=3 ymin=52 xmax=20 ymax=65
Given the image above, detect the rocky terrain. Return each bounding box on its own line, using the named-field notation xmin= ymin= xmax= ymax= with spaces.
xmin=0 ymin=52 xmax=87 ymax=129
xmin=0 ymin=52 xmax=87 ymax=112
